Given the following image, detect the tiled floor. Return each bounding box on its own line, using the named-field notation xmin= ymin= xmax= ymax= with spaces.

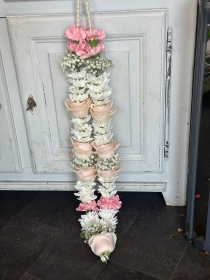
xmin=1 ymin=97 xmax=210 ymax=279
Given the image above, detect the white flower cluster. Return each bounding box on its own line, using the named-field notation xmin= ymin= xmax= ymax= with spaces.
xmin=87 ymin=72 xmax=111 ymax=105
xmin=79 ymin=208 xmax=118 ymax=240
xmin=97 ymin=154 xmax=120 ymax=170
xmin=74 ymin=181 xmax=97 ymax=203
xmin=71 ymin=154 xmax=96 ymax=168
xmin=71 ymin=122 xmax=93 ymax=142
xmin=94 ymin=131 xmax=113 ymax=145
xmin=61 ymin=51 xmax=114 ymax=76
xmin=79 ymin=211 xmax=101 ymax=240
xmin=84 ymin=57 xmax=114 ymax=76
xmin=99 ymin=209 xmax=118 ymax=232
xmin=92 ymin=120 xmax=113 ymax=135
xmin=68 ymin=70 xmax=88 ymax=102
xmin=71 ymin=114 xmax=91 ymax=125
xmin=61 ymin=51 xmax=87 ymax=73
xmin=98 ymin=182 xmax=117 ymax=198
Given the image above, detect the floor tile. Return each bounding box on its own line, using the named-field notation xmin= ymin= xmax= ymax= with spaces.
xmin=18 ymin=191 xmax=77 ymax=230
xmin=20 ymin=273 xmax=42 ymax=280
xmin=111 ymin=201 xmax=186 ymax=280
xmin=118 ymin=192 xmax=152 ymax=213
xmin=95 ymin=261 xmax=159 ymax=280
xmin=116 ymin=208 xmax=138 ymax=243
xmin=0 ymin=191 xmax=37 ymax=230
xmin=0 ymin=216 xmax=60 ymax=280
xmin=27 ymin=216 xmax=100 ymax=280
xmin=171 ymin=244 xmax=210 ymax=280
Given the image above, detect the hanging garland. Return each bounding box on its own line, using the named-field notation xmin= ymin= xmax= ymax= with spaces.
xmin=61 ymin=0 xmax=121 ymax=263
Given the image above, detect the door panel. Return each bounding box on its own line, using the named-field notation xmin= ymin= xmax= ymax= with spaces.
xmin=0 ymin=45 xmax=22 ymax=173
xmin=7 ymin=10 xmax=166 ymax=175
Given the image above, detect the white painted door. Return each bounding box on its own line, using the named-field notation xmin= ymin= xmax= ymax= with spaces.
xmin=0 ymin=0 xmax=197 ymax=205
xmin=7 ymin=10 xmax=166 ymax=175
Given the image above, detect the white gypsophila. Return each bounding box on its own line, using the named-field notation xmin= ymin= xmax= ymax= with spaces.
xmin=71 ymin=154 xmax=96 ymax=168
xmin=100 ymin=219 xmax=117 ymax=233
xmin=67 ymin=69 xmax=87 ymax=80
xmin=94 ymin=132 xmax=113 ymax=145
xmin=96 ymin=154 xmax=120 ymax=170
xmin=79 ymin=211 xmax=100 ymax=232
xmin=98 ymin=182 xmax=117 ymax=198
xmin=87 ymin=72 xmax=110 ymax=86
xmin=74 ymin=186 xmax=97 ymax=203
xmin=74 ymin=180 xmax=97 ymax=191
xmin=70 ymin=114 xmax=91 ymax=125
xmin=92 ymin=120 xmax=112 ymax=134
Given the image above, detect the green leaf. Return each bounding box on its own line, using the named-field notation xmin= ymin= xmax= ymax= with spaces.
xmin=89 ymin=39 xmax=98 ymax=48
xmin=80 ymin=232 xmax=86 ymax=239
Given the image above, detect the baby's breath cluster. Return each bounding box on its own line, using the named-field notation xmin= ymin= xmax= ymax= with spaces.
xmin=71 ymin=154 xmax=97 ymax=168
xmin=61 ymin=51 xmax=86 ymax=73
xmin=61 ymin=51 xmax=114 ymax=76
xmin=96 ymin=154 xmax=120 ymax=170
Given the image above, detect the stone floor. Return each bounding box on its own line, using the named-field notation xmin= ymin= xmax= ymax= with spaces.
xmin=1 ymin=95 xmax=210 ymax=279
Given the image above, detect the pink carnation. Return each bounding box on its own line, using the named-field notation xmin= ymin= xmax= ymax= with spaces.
xmin=97 ymin=195 xmax=122 ymax=210
xmin=86 ymin=28 xmax=105 ymax=40
xmin=75 ymin=41 xmax=92 ymax=57
xmin=80 ymin=42 xmax=104 ymax=58
xmin=76 ymin=201 xmax=98 ymax=211
xmin=65 ymin=25 xmax=86 ymax=42
xmin=66 ymin=41 xmax=78 ymax=52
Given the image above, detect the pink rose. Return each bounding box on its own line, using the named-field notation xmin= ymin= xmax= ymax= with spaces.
xmin=97 ymin=195 xmax=122 ymax=210
xmin=76 ymin=201 xmax=98 ymax=211
xmin=92 ymin=140 xmax=120 ymax=159
xmin=72 ymin=148 xmax=93 ymax=160
xmin=90 ymin=101 xmax=116 ymax=122
xmin=86 ymin=28 xmax=105 ymax=40
xmin=71 ymin=138 xmax=93 ymax=160
xmin=97 ymin=166 xmax=121 ymax=179
xmin=89 ymin=232 xmax=117 ymax=260
xmin=67 ymin=41 xmax=78 ymax=52
xmin=81 ymin=42 xmax=104 ymax=59
xmin=65 ymin=25 xmax=86 ymax=42
xmin=71 ymin=138 xmax=92 ymax=152
xmin=64 ymin=98 xmax=91 ymax=118
xmin=76 ymin=41 xmax=92 ymax=57
xmin=73 ymin=167 xmax=96 ymax=182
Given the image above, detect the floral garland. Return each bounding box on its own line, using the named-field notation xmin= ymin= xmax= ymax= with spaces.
xmin=61 ymin=5 xmax=121 ymax=263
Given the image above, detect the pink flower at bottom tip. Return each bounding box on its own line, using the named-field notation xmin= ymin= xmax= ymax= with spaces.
xmin=76 ymin=201 xmax=98 ymax=211
xmin=97 ymin=195 xmax=122 ymax=210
